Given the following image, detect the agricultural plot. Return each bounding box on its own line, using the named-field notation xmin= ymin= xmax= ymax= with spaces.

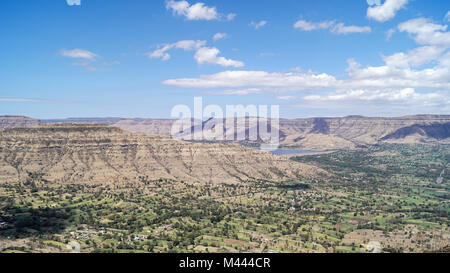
xmin=0 ymin=144 xmax=448 ymax=253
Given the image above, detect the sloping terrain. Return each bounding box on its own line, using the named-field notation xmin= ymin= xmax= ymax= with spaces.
xmin=279 ymin=115 xmax=450 ymax=148
xmin=5 ymin=115 xmax=450 ymax=150
xmin=105 ymin=115 xmax=450 ymax=148
xmin=0 ymin=123 xmax=319 ymax=185
xmin=381 ymin=122 xmax=450 ymax=141
xmin=0 ymin=116 xmax=40 ymax=129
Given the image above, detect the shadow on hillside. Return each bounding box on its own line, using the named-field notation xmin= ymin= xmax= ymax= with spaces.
xmin=0 ymin=206 xmax=74 ymax=238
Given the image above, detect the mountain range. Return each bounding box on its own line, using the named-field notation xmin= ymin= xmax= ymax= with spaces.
xmin=0 ymin=123 xmax=319 ymax=185
xmin=24 ymin=115 xmax=450 ymax=149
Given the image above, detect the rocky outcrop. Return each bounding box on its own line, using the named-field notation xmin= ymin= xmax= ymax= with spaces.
xmin=113 ymin=119 xmax=176 ymax=135
xmin=12 ymin=115 xmax=450 ymax=150
xmin=280 ymin=115 xmax=450 ymax=147
xmin=381 ymin=122 xmax=450 ymax=141
xmin=112 ymin=115 xmax=450 ymax=149
xmin=0 ymin=116 xmax=40 ymax=129
xmin=0 ymin=123 xmax=320 ymax=185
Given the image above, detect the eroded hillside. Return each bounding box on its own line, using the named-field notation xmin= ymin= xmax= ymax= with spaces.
xmin=0 ymin=123 xmax=319 ymax=185
xmin=0 ymin=116 xmax=40 ymax=129
xmin=107 ymin=115 xmax=450 ymax=149
xmin=5 ymin=115 xmax=450 ymax=150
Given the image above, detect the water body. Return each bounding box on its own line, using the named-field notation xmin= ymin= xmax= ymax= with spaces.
xmin=436 ymin=169 xmax=445 ymax=184
xmin=269 ymin=149 xmax=325 ymax=156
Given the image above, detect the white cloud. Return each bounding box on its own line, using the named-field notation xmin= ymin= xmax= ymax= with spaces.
xmin=382 ymin=46 xmax=445 ymax=68
xmin=445 ymin=11 xmax=450 ymax=22
xmin=299 ymin=88 xmax=449 ymax=115
xmin=367 ymin=0 xmax=381 ymax=5
xmin=277 ymin=96 xmax=295 ymax=100
xmin=293 ymin=20 xmax=334 ymax=31
xmin=367 ymin=0 xmax=409 ymax=22
xmin=330 ymin=23 xmax=371 ymax=34
xmin=59 ymin=49 xmax=120 ymax=71
xmin=162 ymin=50 xmax=450 ymax=107
xmin=148 ymin=40 xmax=243 ymax=67
xmin=163 ymin=70 xmax=337 ymax=89
xmin=163 ymin=59 xmax=450 ymax=112
xmin=147 ymin=40 xmax=206 ymax=60
xmin=226 ymin=13 xmax=237 ymax=21
xmin=66 ymin=0 xmax=81 ymax=6
xmin=162 ymin=17 xmax=450 ymax=114
xmin=213 ymin=33 xmax=227 ymax=41
xmin=205 ymin=88 xmax=264 ymax=96
xmin=294 ymin=19 xmax=371 ymax=34
xmin=60 ymin=49 xmax=98 ymax=60
xmin=71 ymin=60 xmax=119 ymax=72
xmin=386 ymin=28 xmax=396 ymax=40
xmin=250 ymin=20 xmax=267 ymax=30
xmin=163 ymin=50 xmax=450 ymax=90
xmin=165 ymin=0 xmax=235 ymax=21
xmin=398 ymin=18 xmax=450 ymax=47
xmin=194 ymin=47 xmax=244 ymax=67
xmin=303 ymin=88 xmax=442 ymax=103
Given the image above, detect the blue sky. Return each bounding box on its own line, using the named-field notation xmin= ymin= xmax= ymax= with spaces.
xmin=0 ymin=0 xmax=449 ymax=119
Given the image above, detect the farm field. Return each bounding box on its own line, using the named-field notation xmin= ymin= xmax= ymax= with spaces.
xmin=0 ymin=144 xmax=448 ymax=253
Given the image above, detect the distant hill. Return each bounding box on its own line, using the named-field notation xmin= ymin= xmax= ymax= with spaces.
xmin=41 ymin=117 xmax=126 ymax=125
xmin=0 ymin=116 xmax=40 ymax=129
xmin=3 ymin=115 xmax=450 ymax=149
xmin=116 ymin=115 xmax=450 ymax=149
xmin=0 ymin=123 xmax=319 ymax=185
xmin=381 ymin=122 xmax=450 ymax=141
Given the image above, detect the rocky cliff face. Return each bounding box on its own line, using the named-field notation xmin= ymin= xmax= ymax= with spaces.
xmin=381 ymin=122 xmax=450 ymax=141
xmin=113 ymin=119 xmax=176 ymax=135
xmin=6 ymin=115 xmax=449 ymax=150
xmin=107 ymin=115 xmax=450 ymax=149
xmin=279 ymin=115 xmax=450 ymax=148
xmin=0 ymin=116 xmax=40 ymax=129
xmin=0 ymin=123 xmax=319 ymax=185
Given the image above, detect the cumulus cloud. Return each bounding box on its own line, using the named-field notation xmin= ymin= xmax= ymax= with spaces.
xmin=299 ymin=88 xmax=448 ymax=116
xmin=382 ymin=46 xmax=446 ymax=68
xmin=367 ymin=0 xmax=409 ymax=22
xmin=277 ymin=96 xmax=296 ymax=100
xmin=446 ymin=11 xmax=450 ymax=22
xmin=60 ymin=49 xmax=98 ymax=59
xmin=250 ymin=20 xmax=267 ymax=30
xmin=162 ymin=16 xmax=450 ymax=114
xmin=66 ymin=0 xmax=81 ymax=6
xmin=194 ymin=47 xmax=244 ymax=67
xmin=163 ymin=70 xmax=337 ymax=89
xmin=303 ymin=88 xmax=442 ymax=103
xmin=163 ymin=51 xmax=450 ymax=91
xmin=213 ymin=32 xmax=227 ymax=41
xmin=147 ymin=40 xmax=206 ymax=61
xmin=148 ymin=40 xmax=244 ymax=67
xmin=398 ymin=18 xmax=450 ymax=47
xmin=165 ymin=0 xmax=235 ymax=21
xmin=294 ymin=19 xmax=371 ymax=34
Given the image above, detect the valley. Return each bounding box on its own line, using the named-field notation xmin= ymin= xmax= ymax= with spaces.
xmin=0 ymin=118 xmax=448 ymax=253
xmin=35 ymin=115 xmax=450 ymax=149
